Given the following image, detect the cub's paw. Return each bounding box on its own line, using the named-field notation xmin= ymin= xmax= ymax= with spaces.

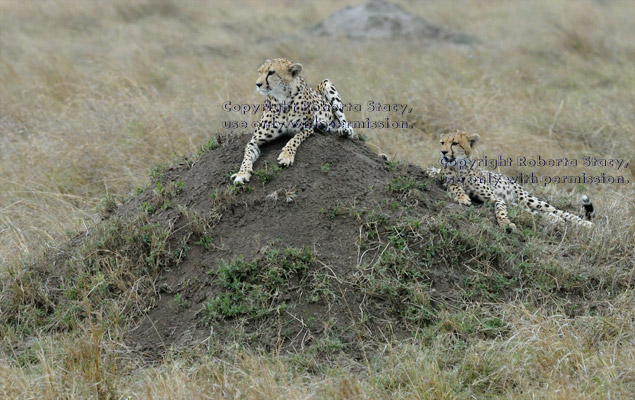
xmin=426 ymin=167 xmax=441 ymax=178
xmin=277 ymin=151 xmax=295 ymax=167
xmin=457 ymin=196 xmax=472 ymax=206
xmin=231 ymin=171 xmax=251 ymax=185
xmin=505 ymin=222 xmax=518 ymax=233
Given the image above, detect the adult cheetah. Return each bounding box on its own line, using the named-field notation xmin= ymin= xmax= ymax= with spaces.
xmin=231 ymin=58 xmax=354 ymax=184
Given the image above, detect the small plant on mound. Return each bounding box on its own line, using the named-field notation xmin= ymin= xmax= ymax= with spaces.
xmin=252 ymin=162 xmax=282 ymax=185
xmin=202 ymin=247 xmax=315 ymax=322
xmin=199 ymin=137 xmax=218 ymax=154
xmin=387 ymin=176 xmax=427 ymax=193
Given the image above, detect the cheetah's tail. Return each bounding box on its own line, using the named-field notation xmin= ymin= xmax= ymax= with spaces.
xmin=318 ymin=79 xmax=354 ymax=138
xmin=581 ymin=195 xmax=595 ymax=220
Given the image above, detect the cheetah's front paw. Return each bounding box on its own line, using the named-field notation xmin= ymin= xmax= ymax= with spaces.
xmin=277 ymin=150 xmax=295 ymax=167
xmin=338 ymin=126 xmax=354 ymax=138
xmin=231 ymin=171 xmax=251 ymax=185
xmin=315 ymin=120 xmax=330 ymax=133
xmin=457 ymin=196 xmax=472 ymax=206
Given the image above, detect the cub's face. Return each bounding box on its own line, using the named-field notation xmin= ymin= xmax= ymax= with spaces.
xmin=439 ymin=129 xmax=480 ymax=163
xmin=256 ymin=58 xmax=303 ymax=102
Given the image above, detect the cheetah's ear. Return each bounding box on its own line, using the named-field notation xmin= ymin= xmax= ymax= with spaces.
xmin=289 ymin=63 xmax=303 ymax=77
xmin=468 ymin=133 xmax=480 ymax=147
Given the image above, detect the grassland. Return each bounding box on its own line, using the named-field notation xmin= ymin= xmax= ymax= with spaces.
xmin=1 ymin=0 xmax=633 ymax=398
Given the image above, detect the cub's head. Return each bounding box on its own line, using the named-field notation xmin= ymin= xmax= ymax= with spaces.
xmin=256 ymin=58 xmax=303 ymax=102
xmin=439 ymin=129 xmax=480 ymax=164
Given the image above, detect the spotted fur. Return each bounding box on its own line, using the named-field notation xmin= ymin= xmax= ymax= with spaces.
xmin=438 ymin=129 xmax=594 ymax=230
xmin=231 ymin=58 xmax=354 ymax=184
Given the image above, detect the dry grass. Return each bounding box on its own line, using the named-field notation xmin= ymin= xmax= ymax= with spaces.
xmin=1 ymin=0 xmax=634 ymax=398
xmin=1 ymin=300 xmax=632 ymax=399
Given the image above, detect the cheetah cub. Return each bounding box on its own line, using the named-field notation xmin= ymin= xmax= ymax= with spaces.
xmin=437 ymin=129 xmax=594 ymax=230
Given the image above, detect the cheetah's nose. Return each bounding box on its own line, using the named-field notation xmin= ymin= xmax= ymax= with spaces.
xmin=441 ymin=150 xmax=448 ymax=155
xmin=256 ymin=82 xmax=263 ymax=88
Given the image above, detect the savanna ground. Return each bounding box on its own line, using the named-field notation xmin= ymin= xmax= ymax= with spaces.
xmin=1 ymin=0 xmax=634 ymax=398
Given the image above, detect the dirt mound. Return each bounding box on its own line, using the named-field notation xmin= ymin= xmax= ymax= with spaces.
xmin=309 ymin=0 xmax=474 ymax=44
xmin=121 ymin=132 xmax=452 ymax=357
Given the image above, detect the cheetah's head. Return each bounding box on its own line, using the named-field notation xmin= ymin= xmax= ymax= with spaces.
xmin=256 ymin=58 xmax=303 ymax=103
xmin=439 ymin=129 xmax=480 ymax=165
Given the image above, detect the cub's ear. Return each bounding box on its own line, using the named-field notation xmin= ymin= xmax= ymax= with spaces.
xmin=290 ymin=63 xmax=303 ymax=77
xmin=468 ymin=133 xmax=480 ymax=147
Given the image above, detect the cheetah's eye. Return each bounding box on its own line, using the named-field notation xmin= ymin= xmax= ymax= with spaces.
xmin=452 ymin=142 xmax=458 ymax=146
xmin=267 ymin=70 xmax=275 ymax=76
